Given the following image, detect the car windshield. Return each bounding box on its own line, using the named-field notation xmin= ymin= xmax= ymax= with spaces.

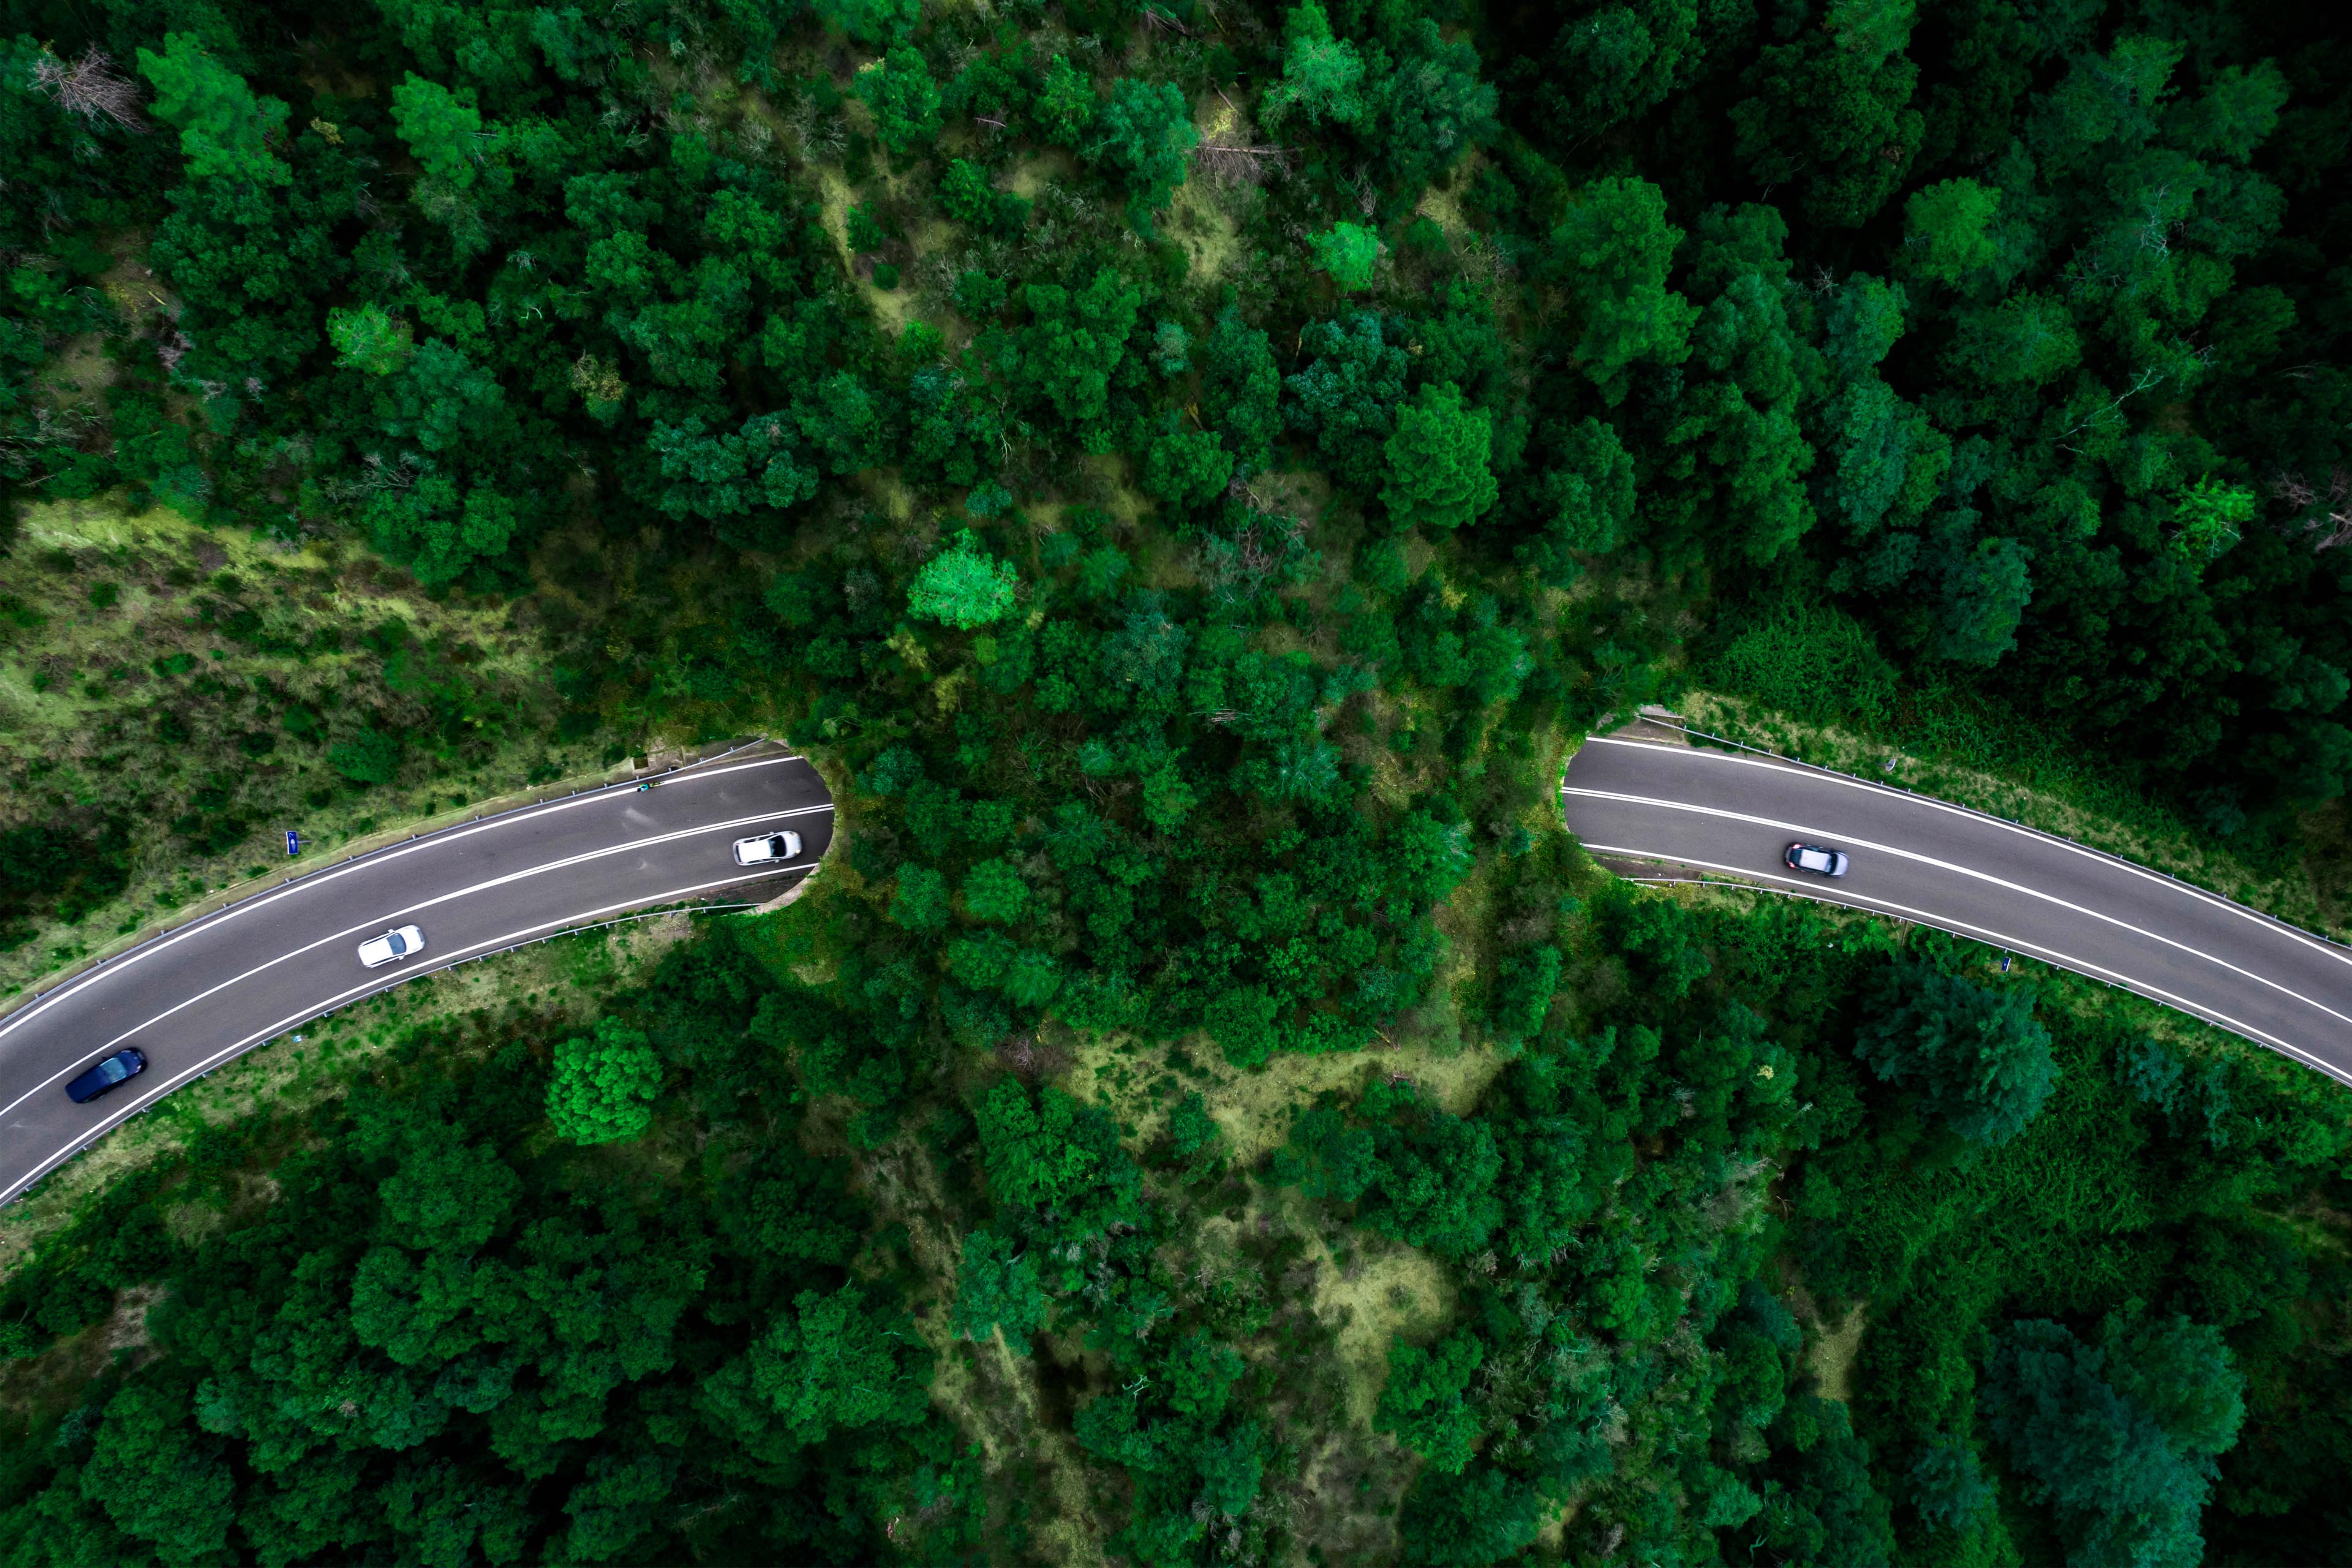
xmin=770 ymin=837 xmax=790 ymax=854
xmin=386 ymin=932 xmax=405 ymax=954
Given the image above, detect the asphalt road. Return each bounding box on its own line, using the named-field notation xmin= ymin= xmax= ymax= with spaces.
xmin=1561 ymin=731 xmax=2352 ymax=1090
xmin=0 ymin=748 xmax=832 ymax=1205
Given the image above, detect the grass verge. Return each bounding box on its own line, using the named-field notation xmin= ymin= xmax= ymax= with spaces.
xmin=1665 ymin=689 xmax=2352 ymax=941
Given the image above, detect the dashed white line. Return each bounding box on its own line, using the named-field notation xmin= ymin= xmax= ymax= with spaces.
xmin=0 ymin=804 xmax=827 ymax=1126
xmin=1561 ymin=786 xmax=2352 ymax=1038
xmin=0 ymin=862 xmax=818 ymax=1205
xmin=1572 ymin=734 xmax=2352 ymax=973
xmin=0 ymin=753 xmax=813 ymax=1050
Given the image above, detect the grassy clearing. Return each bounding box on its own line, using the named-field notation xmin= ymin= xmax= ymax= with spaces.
xmin=0 ymin=911 xmax=706 ymax=1281
xmin=1667 ymin=689 xmax=2352 ymax=940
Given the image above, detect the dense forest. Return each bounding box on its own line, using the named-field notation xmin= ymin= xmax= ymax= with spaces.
xmin=1 ymin=0 xmax=2350 ymax=1563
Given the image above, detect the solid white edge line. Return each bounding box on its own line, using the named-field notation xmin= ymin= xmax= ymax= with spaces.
xmin=0 ymin=862 xmax=818 ymax=1206
xmin=1561 ymin=786 xmax=2352 ymax=1037
xmin=1573 ymin=734 xmax=2352 ymax=973
xmin=1580 ymin=843 xmax=2352 ymax=1090
xmin=0 ymin=803 xmax=831 ymax=1123
xmin=0 ymin=754 xmax=822 ymax=1050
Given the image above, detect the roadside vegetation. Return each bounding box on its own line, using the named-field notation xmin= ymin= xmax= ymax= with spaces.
xmin=1 ymin=0 xmax=2349 ymax=1563
xmin=0 ymin=498 xmax=618 ymax=978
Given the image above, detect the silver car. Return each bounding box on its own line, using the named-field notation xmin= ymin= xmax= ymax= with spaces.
xmin=357 ymin=924 xmax=426 ymax=968
xmin=733 ymin=831 xmax=803 ymax=866
xmin=1784 ymin=843 xmax=1850 ymax=878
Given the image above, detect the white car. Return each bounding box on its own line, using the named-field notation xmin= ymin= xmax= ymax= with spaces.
xmin=1784 ymin=843 xmax=1850 ymax=878
xmin=733 ymin=830 xmax=803 ymax=866
xmin=357 ymin=924 xmax=426 ymax=968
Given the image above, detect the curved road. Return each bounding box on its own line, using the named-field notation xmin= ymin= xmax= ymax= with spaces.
xmin=1561 ymin=731 xmax=2352 ymax=1090
xmin=0 ymin=748 xmax=832 ymax=1204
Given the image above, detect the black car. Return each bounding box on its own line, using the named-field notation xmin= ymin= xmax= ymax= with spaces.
xmin=1784 ymin=843 xmax=1851 ymax=878
xmin=66 ymin=1047 xmax=147 ymax=1104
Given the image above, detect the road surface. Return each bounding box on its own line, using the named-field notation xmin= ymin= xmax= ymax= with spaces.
xmin=1561 ymin=731 xmax=2352 ymax=1089
xmin=0 ymin=747 xmax=832 ymax=1204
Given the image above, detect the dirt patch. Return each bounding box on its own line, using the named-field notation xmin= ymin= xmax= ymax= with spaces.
xmin=1806 ymin=1300 xmax=1868 ymax=1403
xmin=854 ymin=1117 xmax=1110 ymax=1566
xmin=1006 ymin=151 xmax=1078 ymax=200
xmin=1061 ymin=1022 xmax=1507 ymax=1174
xmin=1312 ymin=1232 xmax=1453 ymax=1427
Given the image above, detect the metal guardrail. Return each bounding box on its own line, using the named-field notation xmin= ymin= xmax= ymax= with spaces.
xmin=0 ymin=735 xmax=780 ymax=1026
xmin=10 ymin=899 xmax=770 ymax=1207
xmin=1596 ymin=863 xmax=2334 ymax=1071
xmin=1607 ymin=707 xmax=2352 ymax=960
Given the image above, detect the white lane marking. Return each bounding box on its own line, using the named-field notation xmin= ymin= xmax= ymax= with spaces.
xmin=1562 ymin=786 xmax=2352 ymax=1038
xmin=0 ymin=863 xmax=817 ymax=1206
xmin=0 ymin=805 xmax=827 ymax=1123
xmin=1572 ymin=734 xmax=2352 ymax=973
xmin=0 ymin=753 xmax=820 ymax=1050
xmin=1581 ymin=843 xmax=2352 ymax=1089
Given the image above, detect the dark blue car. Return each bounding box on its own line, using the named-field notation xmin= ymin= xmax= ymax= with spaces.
xmin=66 ymin=1047 xmax=146 ymax=1104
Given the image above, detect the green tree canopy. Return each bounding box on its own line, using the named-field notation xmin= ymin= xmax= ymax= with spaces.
xmin=1084 ymin=78 xmax=1196 ymax=214
xmin=134 ymin=33 xmax=289 ymax=187
xmin=1853 ymin=961 xmax=2057 ymax=1145
xmin=909 ymin=530 xmax=1018 ymax=628
xmin=547 ymin=1017 xmax=663 ymax=1145
xmin=1382 ymin=382 xmax=1498 ymax=531
xmin=951 ymin=1227 xmax=1049 ymax=1354
xmin=1984 ymin=1310 xmax=2245 ymax=1568
xmin=1310 ymin=221 xmax=1380 ymax=291
xmin=1550 ymin=178 xmax=1697 ymax=403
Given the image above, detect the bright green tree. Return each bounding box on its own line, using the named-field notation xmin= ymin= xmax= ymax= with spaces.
xmin=701 ymin=1284 xmax=930 ymax=1449
xmin=1550 ymin=177 xmax=1697 ymax=402
xmin=2172 ymin=477 xmax=2255 ymax=560
xmin=854 ymin=46 xmax=941 ymax=159
xmin=134 ymin=33 xmax=290 ymax=187
xmin=389 ymin=74 xmax=489 ymax=187
xmin=975 ymin=1080 xmax=1099 ymax=1210
xmin=1382 ymin=382 xmax=1498 ymax=530
xmin=1035 ymin=55 xmax=1096 ymax=145
xmin=962 ymin=858 xmax=1031 ymax=923
xmin=547 ymin=1017 xmax=663 ymax=1145
xmin=1265 ymin=2 xmax=1369 ymax=126
xmin=908 ymin=530 xmax=1017 ymax=628
xmin=1902 ymin=178 xmax=2000 ymax=291
xmin=1204 ymin=985 xmax=1281 ymax=1068
xmin=1376 ymin=1331 xmax=1485 ymax=1472
xmin=1085 ymin=78 xmax=1196 ymax=214
xmin=326 ymin=304 xmax=415 ymax=376
xmin=1310 ymin=221 xmax=1380 ymax=290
